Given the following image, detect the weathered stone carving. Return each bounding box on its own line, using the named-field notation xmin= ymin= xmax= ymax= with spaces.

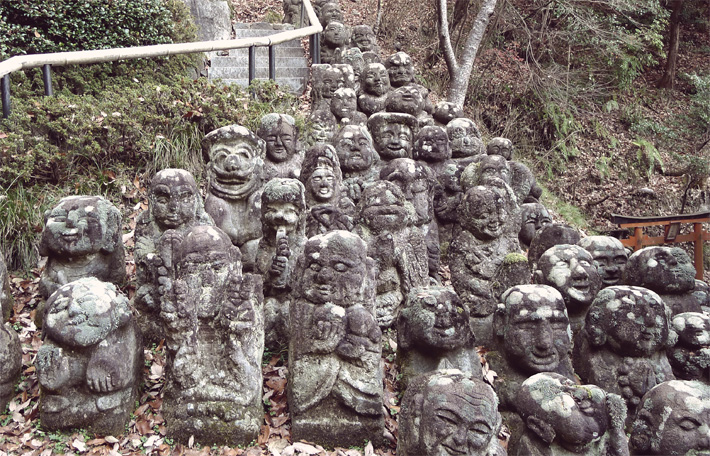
xmin=398 ymin=369 xmax=504 ymax=456
xmin=433 ymin=101 xmax=464 ymax=126
xmin=527 ymin=223 xmax=581 ymax=270
xmin=396 ymin=286 xmax=481 ymax=387
xmin=332 ymin=125 xmax=380 ymax=204
xmin=289 ymin=230 xmax=383 ymax=447
xmin=384 ymin=51 xmax=433 ymax=113
xmin=630 ymin=380 xmax=710 ymax=455
xmin=159 ymin=225 xmax=263 ymax=445
xmin=1 ymin=254 xmax=12 ymax=321
xmin=38 ymin=196 xmax=125 ymax=299
xmin=135 ymin=169 xmax=213 ymax=342
xmin=519 ymin=202 xmax=552 ymax=249
xmin=331 ymin=87 xmax=367 ymax=126
xmin=413 ymin=125 xmax=452 ymax=174
xmin=318 ymin=0 xmax=343 ymax=26
xmin=385 ymin=85 xmax=433 ymax=127
xmin=668 ymin=312 xmax=710 ymax=381
xmin=624 ymin=246 xmax=701 ymax=315
xmin=321 ymin=21 xmax=350 ymax=64
xmin=351 ymin=25 xmax=379 ymax=55
xmin=283 ymin=0 xmax=301 ymax=26
xmin=487 ymin=137 xmax=514 ymax=160
xmin=354 ymin=181 xmax=428 ymax=327
xmin=300 ymin=143 xmax=355 ymax=237
xmin=255 ymin=178 xmax=307 ymax=346
xmin=367 ymin=111 xmax=418 ymax=161
xmin=533 ymin=244 xmax=602 ymax=334
xmin=447 ymin=117 xmax=485 ymax=159
xmin=488 ymin=285 xmax=575 ymax=410
xmin=577 ymin=236 xmax=628 ymax=288
xmin=573 ymin=286 xmax=675 ymax=426
xmin=257 ymin=113 xmax=303 ymax=181
xmin=307 ymin=108 xmax=337 ymax=145
xmin=357 ymin=63 xmax=390 ymax=116
xmin=515 ymin=373 xmax=629 ymax=456
xmin=36 ymin=278 xmax=141 ymax=434
xmin=203 ymin=125 xmax=265 ymax=271
xmin=336 ymin=47 xmax=366 ymax=92
xmin=432 ymin=161 xmax=464 ymax=243
xmin=486 ymin=137 xmax=542 ymax=203
xmin=311 ymin=64 xmax=348 ymax=111
xmin=0 ymin=322 xmax=21 ymax=411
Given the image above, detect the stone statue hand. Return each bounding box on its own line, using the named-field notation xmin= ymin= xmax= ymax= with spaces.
xmin=270 ymin=255 xmax=289 ymax=277
xmin=311 ymin=315 xmax=345 ymax=352
xmin=56 ymin=270 xmax=68 ymax=286
xmin=86 ymin=361 xmax=120 ymax=393
xmin=37 ymin=345 xmax=71 ymax=391
xmin=618 ymin=358 xmax=655 ymax=406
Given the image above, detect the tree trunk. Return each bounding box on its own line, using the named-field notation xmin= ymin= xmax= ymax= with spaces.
xmin=657 ymin=0 xmax=684 ymax=89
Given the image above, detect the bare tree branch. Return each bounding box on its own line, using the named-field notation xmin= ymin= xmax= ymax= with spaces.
xmin=438 ymin=0 xmax=460 ymax=79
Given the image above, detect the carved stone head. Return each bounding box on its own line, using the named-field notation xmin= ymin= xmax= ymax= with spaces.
xmin=624 ymin=246 xmax=696 ymax=294
xmin=458 ymin=185 xmax=512 ymax=240
xmin=433 ymin=101 xmax=464 ymax=126
xmin=361 ymin=63 xmax=390 ymax=97
xmin=672 ymin=312 xmax=710 ymax=349
xmin=331 ymin=87 xmax=358 ymax=119
xmin=446 ymin=118 xmax=483 ymax=158
xmin=495 ymin=284 xmax=572 ymax=375
xmin=176 ymin=225 xmax=241 ymax=279
xmin=357 ymin=180 xmax=408 ymax=232
xmin=257 ymin=113 xmax=298 ymax=164
xmin=487 ymin=137 xmax=513 ymax=160
xmin=469 ymin=154 xmax=511 ymax=189
xmin=300 ymin=143 xmax=343 ymax=206
xmin=519 ymin=202 xmax=552 ymax=248
xmin=44 ymin=277 xmax=132 ymax=348
xmin=351 ymin=25 xmax=377 ymax=52
xmin=260 ymin=178 xmax=306 ymax=238
xmin=323 ymin=21 xmax=349 ymax=47
xmin=534 ymin=244 xmax=602 ymax=315
xmin=630 ymin=380 xmax=710 ymax=455
xmin=307 ymin=109 xmax=337 ymax=144
xmin=583 ymin=286 xmax=672 ymax=357
xmin=40 ymin=195 xmax=122 ymax=259
xmin=367 ymin=112 xmax=418 ymax=160
xmin=517 ymin=373 xmax=611 ymax=449
xmin=147 ymin=169 xmax=202 ymax=231
xmin=385 ymin=85 xmax=425 ymax=116
xmin=527 ymin=223 xmax=582 ymax=269
xmin=380 ymin=158 xmax=434 ymax=226
xmin=384 ymin=51 xmax=415 ymax=87
xmin=577 ymin=236 xmax=628 ymax=288
xmin=413 ymin=125 xmax=451 ymax=163
xmin=311 ymin=64 xmax=346 ymax=101
xmin=332 ymin=125 xmax=378 ymax=173
xmin=398 ymin=369 xmax=502 ymax=456
xmin=318 ymin=0 xmax=343 ymax=25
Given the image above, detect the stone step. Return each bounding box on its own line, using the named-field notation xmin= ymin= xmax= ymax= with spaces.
xmin=213 ymin=77 xmax=307 ymax=93
xmin=223 ymin=46 xmax=304 ymax=58
xmin=209 ymin=66 xmax=309 ymax=79
xmin=211 ymin=56 xmax=307 ymax=68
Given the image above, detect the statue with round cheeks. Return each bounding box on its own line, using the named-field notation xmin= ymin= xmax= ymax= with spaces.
xmin=519 ymin=202 xmax=552 ymax=249
xmin=307 ymin=108 xmax=337 ymax=145
xmin=322 ymin=21 xmax=349 ymax=48
xmin=413 ymin=125 xmax=451 ymax=164
xmin=351 ymin=25 xmax=378 ymax=53
xmin=384 ymin=51 xmax=415 ymax=87
xmin=577 ymin=236 xmax=628 ymax=288
xmin=331 ymin=87 xmax=366 ymax=126
xmin=380 ymin=158 xmax=434 ymax=227
xmin=534 ymin=244 xmax=602 ymax=321
xmin=318 ymin=0 xmax=343 ymax=26
xmin=367 ymin=112 xmax=418 ymax=160
xmin=147 ymin=169 xmax=204 ymax=232
xmin=516 ymin=373 xmax=629 ymax=456
xmin=257 ymin=113 xmax=302 ymax=181
xmin=487 ymin=137 xmax=514 ymax=160
xmin=433 ymin=101 xmax=464 ymax=126
xmin=527 ymin=223 xmax=582 ymax=270
xmin=358 ymin=63 xmax=390 ymax=116
xmin=333 ymin=124 xmax=379 ymax=174
xmin=397 ymin=369 xmax=503 ymax=456
xmin=668 ymin=312 xmax=710 ymax=380
xmin=624 ymin=246 xmax=696 ymax=294
xmin=461 ymin=154 xmax=512 ymax=190
xmin=385 ymin=85 xmax=426 ymax=118
xmin=357 ymin=180 xmax=409 ymax=233
xmin=311 ymin=64 xmax=347 ymax=109
xmin=446 ymin=117 xmax=484 ymax=158
xmin=458 ymin=185 xmax=512 ymax=241
xmin=630 ymin=380 xmax=710 ymax=456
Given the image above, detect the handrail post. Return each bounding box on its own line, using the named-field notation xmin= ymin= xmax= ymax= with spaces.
xmin=268 ymin=45 xmax=276 ymax=81
xmin=1 ymin=75 xmax=9 ymax=119
xmin=42 ymin=64 xmax=53 ymax=96
xmin=300 ymin=2 xmax=305 ymax=28
xmin=248 ymin=45 xmax=256 ymax=85
xmin=312 ymin=33 xmax=321 ymax=64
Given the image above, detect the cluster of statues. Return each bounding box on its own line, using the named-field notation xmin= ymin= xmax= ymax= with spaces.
xmin=1 ymin=5 xmax=710 ymax=454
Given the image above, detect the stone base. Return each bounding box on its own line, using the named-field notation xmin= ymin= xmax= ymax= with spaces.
xmin=291 ymin=396 xmax=384 ymax=448
xmin=40 ymin=388 xmax=136 ymax=435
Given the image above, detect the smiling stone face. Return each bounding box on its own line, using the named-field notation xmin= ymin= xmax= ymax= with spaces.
xmin=519 ymin=202 xmax=552 ymax=248
xmin=42 ymin=196 xmax=113 ymax=257
xmin=358 ymin=181 xmax=409 ymax=232
xmin=624 ymin=246 xmax=696 ymax=294
xmin=459 ymin=185 xmax=510 ymax=241
xmin=578 ymin=236 xmax=628 ymax=287
xmin=333 ymin=125 xmax=377 ymax=173
xmin=367 ymin=112 xmax=418 ymax=160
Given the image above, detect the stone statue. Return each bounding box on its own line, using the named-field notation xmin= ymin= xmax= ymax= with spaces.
xmin=38 ymin=195 xmax=125 ymax=299
xmin=311 ymin=64 xmax=347 ymax=111
xmin=1 ymin=254 xmax=12 ymax=321
xmin=460 ymin=154 xmax=513 ymax=193
xmin=384 ymin=51 xmax=433 ymax=113
xmin=289 ymin=230 xmax=383 ymax=447
xmin=433 ymin=101 xmax=464 ymax=126
xmin=624 ymin=246 xmax=701 ymax=315
xmin=331 ymin=87 xmax=367 ymax=126
xmin=300 ymin=143 xmax=355 ymax=237
xmin=577 ymin=236 xmax=628 ymax=288
xmin=398 ymin=369 xmax=504 ymax=456
xmin=515 ymin=373 xmax=629 ymax=456
xmin=432 ymin=161 xmax=465 ymax=244
xmin=447 ymin=117 xmax=485 ymax=159
xmin=357 ymin=63 xmax=390 ymax=116
xmin=396 ymin=286 xmax=481 ymax=387
xmin=159 ymin=226 xmax=263 ymax=446
xmin=336 ymin=47 xmax=366 ymax=92
xmin=488 ymin=285 xmax=576 ymax=410
xmin=318 ymin=0 xmax=343 ymax=26
xmin=487 ymin=137 xmax=514 ymax=160
xmin=533 ymin=244 xmax=602 ymax=334
xmin=306 ymin=108 xmax=337 ymax=145
xmin=448 ymin=185 xmax=523 ymax=321
xmin=354 ymin=181 xmax=429 ymax=327
xmin=693 ymin=279 xmax=710 ymax=312
xmin=203 ymin=125 xmax=265 ymax=271
xmin=667 ymin=312 xmax=710 ymax=381
xmin=527 ymin=223 xmax=581 ymax=270
xmin=367 ymin=111 xmax=418 ymax=162
xmin=257 ymin=113 xmax=303 ymax=181
xmin=332 ymin=124 xmax=380 ymax=204
xmin=320 ymin=21 xmax=350 ymax=64
xmin=486 ymin=137 xmax=542 ymax=203
xmin=283 ymin=0 xmax=301 ymax=25
xmin=380 ymin=158 xmax=440 ymax=281
xmin=519 ymin=202 xmax=552 ymax=249
xmin=134 ymin=169 xmax=213 ymax=342
xmin=630 ymin=380 xmax=710 ymax=455
xmin=573 ymin=286 xmax=675 ymax=426
xmin=0 ymin=322 xmax=21 ymax=411
xmin=36 ymin=278 xmax=141 ymax=434
xmin=413 ymin=125 xmax=452 ymax=175
xmin=255 ymin=178 xmax=307 ymax=346
xmin=385 ymin=85 xmax=433 ymax=127
xmin=351 ymin=25 xmax=379 ymax=55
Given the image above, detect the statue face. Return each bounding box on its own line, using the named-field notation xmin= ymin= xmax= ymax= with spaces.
xmin=264 ymin=121 xmax=296 ymax=163
xmin=44 ymin=198 xmax=105 ymax=256
xmin=519 ymin=203 xmax=552 ymax=247
xmin=308 ymin=167 xmax=336 ymax=203
xmin=376 ymin=122 xmax=413 ymax=159
xmin=320 ymin=3 xmax=343 ymax=24
xmin=487 ymin=138 xmax=513 ymax=160
xmin=420 ymin=380 xmax=498 ymax=456
xmin=334 ymin=127 xmax=377 ymax=172
xmin=387 ymin=58 xmax=415 ymax=87
xmin=382 ymin=159 xmax=430 ymax=225
xmin=578 ymin=237 xmax=627 ymax=287
xmin=477 ymin=155 xmax=510 ymax=188
xmin=538 ymin=246 xmax=601 ymax=311
xmin=262 ymin=201 xmax=300 ymax=234
xmin=461 ymin=187 xmax=508 ymax=240
xmin=502 ymin=286 xmax=571 ymax=375
xmin=150 ymin=174 xmax=198 ymax=231
xmin=331 ymin=90 xmax=357 ymax=118
xmin=324 ymin=22 xmax=348 ymax=46
xmin=302 ymin=233 xmax=367 ymax=307
xmin=387 ymin=86 xmax=423 ymax=115
xmin=602 ymin=289 xmax=668 ymax=357
xmin=447 ymin=119 xmax=480 ymax=158
xmin=363 ymin=65 xmax=390 ymax=97
xmin=352 ymin=27 xmax=376 ymax=51
xmin=632 ymin=247 xmax=696 ymax=294
xmin=416 ymin=127 xmax=450 ymax=162
xmin=674 ymin=313 xmax=710 ymax=347
xmin=45 ymin=279 xmax=118 ymax=347
xmin=409 ymin=288 xmax=469 ymax=350
xmin=316 ymin=70 xmax=345 ymax=99
xmin=360 ymin=184 xmax=408 ymax=231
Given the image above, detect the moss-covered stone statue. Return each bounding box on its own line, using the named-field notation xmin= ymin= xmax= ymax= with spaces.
xmin=577 ymin=236 xmax=628 ymax=288
xmin=518 ymin=202 xmax=552 ymax=250
xmin=332 ymin=124 xmax=380 ymax=204
xmin=257 ymin=113 xmax=303 ymax=181
xmin=0 ymin=322 xmax=21 ymax=411
xmin=667 ymin=312 xmax=710 ymax=381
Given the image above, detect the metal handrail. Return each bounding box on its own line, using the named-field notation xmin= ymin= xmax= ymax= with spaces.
xmin=0 ymin=0 xmax=322 ymax=117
